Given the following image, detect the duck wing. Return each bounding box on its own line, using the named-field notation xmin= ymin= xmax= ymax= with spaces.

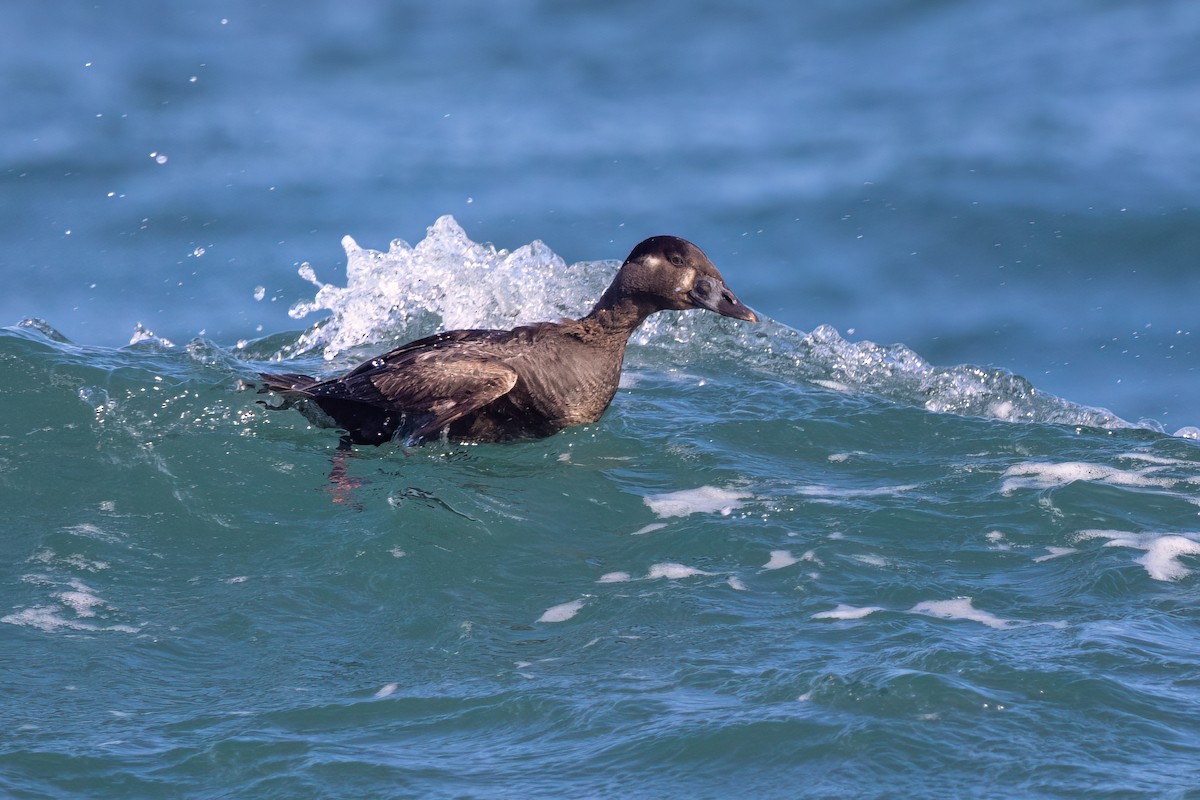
xmin=304 ymin=330 xmax=523 ymax=442
xmin=368 ymin=356 xmax=518 ymax=441
xmin=339 ymin=329 xmax=512 ymax=380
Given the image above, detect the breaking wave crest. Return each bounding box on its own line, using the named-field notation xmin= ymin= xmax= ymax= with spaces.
xmin=280 ymin=215 xmax=609 ymax=361
xmin=267 ymin=215 xmax=1175 ymax=433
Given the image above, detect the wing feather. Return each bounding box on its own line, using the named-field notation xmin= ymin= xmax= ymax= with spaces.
xmin=368 ymin=357 xmax=518 ymax=440
xmin=291 ymin=326 xmax=551 ymax=442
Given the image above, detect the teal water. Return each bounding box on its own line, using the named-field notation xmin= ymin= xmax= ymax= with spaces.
xmin=4 ymin=1 xmax=1200 ymax=797
xmin=4 ymin=223 xmax=1200 ymax=798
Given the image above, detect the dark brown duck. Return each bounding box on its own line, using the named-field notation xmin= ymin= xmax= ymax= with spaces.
xmin=258 ymin=236 xmax=757 ymax=446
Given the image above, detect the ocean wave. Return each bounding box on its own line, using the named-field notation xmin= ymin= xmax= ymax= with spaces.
xmin=259 ymin=215 xmax=1182 ymax=434
xmin=3 ymin=217 xmax=1195 ymax=441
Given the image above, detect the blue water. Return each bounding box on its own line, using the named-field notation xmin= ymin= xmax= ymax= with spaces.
xmin=4 ymin=2 xmax=1200 ymax=798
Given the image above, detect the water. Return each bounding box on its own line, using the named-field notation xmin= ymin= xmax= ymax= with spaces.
xmin=4 ymin=2 xmax=1200 ymax=798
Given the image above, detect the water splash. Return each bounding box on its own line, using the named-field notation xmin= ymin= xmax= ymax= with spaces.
xmin=284 ymin=215 xmax=607 ymax=361
xmin=128 ymin=322 xmax=175 ymax=349
xmin=17 ymin=318 xmax=71 ymax=343
xmin=274 ymin=216 xmax=1147 ymax=431
xmin=740 ymin=322 xmax=1135 ymax=430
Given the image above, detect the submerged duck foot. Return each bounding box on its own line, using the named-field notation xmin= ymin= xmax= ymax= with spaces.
xmin=326 ymin=440 xmax=365 ymax=508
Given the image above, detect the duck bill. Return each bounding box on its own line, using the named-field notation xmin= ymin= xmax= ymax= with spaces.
xmin=719 ymin=295 xmax=758 ymax=322
xmin=688 ymin=276 xmax=759 ymax=322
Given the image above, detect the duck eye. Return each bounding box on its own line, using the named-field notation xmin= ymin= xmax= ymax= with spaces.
xmin=668 ymin=254 xmax=685 ymax=267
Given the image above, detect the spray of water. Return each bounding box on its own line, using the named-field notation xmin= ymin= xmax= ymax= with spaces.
xmin=273 ymin=216 xmax=1167 ymax=432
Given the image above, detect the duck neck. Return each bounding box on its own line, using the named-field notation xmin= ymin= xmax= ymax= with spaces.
xmin=583 ymin=291 xmax=659 ymax=340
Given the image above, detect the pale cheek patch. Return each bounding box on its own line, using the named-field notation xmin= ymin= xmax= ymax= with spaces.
xmin=674 ymin=268 xmax=697 ymax=294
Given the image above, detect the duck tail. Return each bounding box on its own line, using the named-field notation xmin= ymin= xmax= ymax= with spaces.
xmin=257 ymin=372 xmax=319 ymax=396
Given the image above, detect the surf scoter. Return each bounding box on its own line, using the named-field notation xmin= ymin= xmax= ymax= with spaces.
xmin=259 ymin=235 xmax=757 ymax=446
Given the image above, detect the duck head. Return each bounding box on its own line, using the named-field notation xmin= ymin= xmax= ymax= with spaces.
xmin=596 ymin=235 xmax=758 ymax=322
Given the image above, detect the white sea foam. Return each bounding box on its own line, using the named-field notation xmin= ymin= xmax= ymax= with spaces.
xmin=1138 ymin=537 xmax=1200 ymax=581
xmin=792 ymin=325 xmax=1136 ymax=429
xmin=64 ymin=523 xmax=121 ymax=543
xmin=1001 ymin=461 xmax=1175 ymax=493
xmin=795 ymin=483 xmax=918 ymax=498
xmin=31 ymin=549 xmax=109 ymax=573
xmin=812 ymin=604 xmax=883 ymax=620
xmin=726 ymin=576 xmax=748 ymax=591
xmin=1033 ymin=547 xmax=1078 ymax=563
xmin=283 ymin=216 xmax=604 ymax=361
xmin=851 ymin=554 xmax=892 ymax=568
xmin=58 ymin=588 xmax=104 ymax=618
xmin=812 ymin=379 xmax=852 ymax=393
xmin=762 ymin=550 xmax=799 ymax=571
xmin=2 ymin=606 xmax=88 ymax=633
xmin=2 ymin=578 xmax=137 ymax=635
xmin=909 ymin=597 xmax=1013 ymax=629
xmin=1118 ymin=452 xmax=1190 ymax=466
xmin=538 ymin=599 xmax=584 ymax=623
xmin=1079 ymin=529 xmax=1200 ymax=581
xmin=597 ymin=571 xmax=632 ymax=584
xmin=631 ymin=522 xmax=668 ymax=536
xmin=646 ymin=563 xmax=711 ymax=580
xmin=68 ymin=555 xmax=109 ymax=572
xmin=989 ymin=400 xmax=1016 ymax=421
xmin=1 ymin=604 xmax=137 ymax=634
xmin=643 ymin=486 xmax=748 ymax=518
xmin=374 ymin=683 xmax=399 ymax=699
